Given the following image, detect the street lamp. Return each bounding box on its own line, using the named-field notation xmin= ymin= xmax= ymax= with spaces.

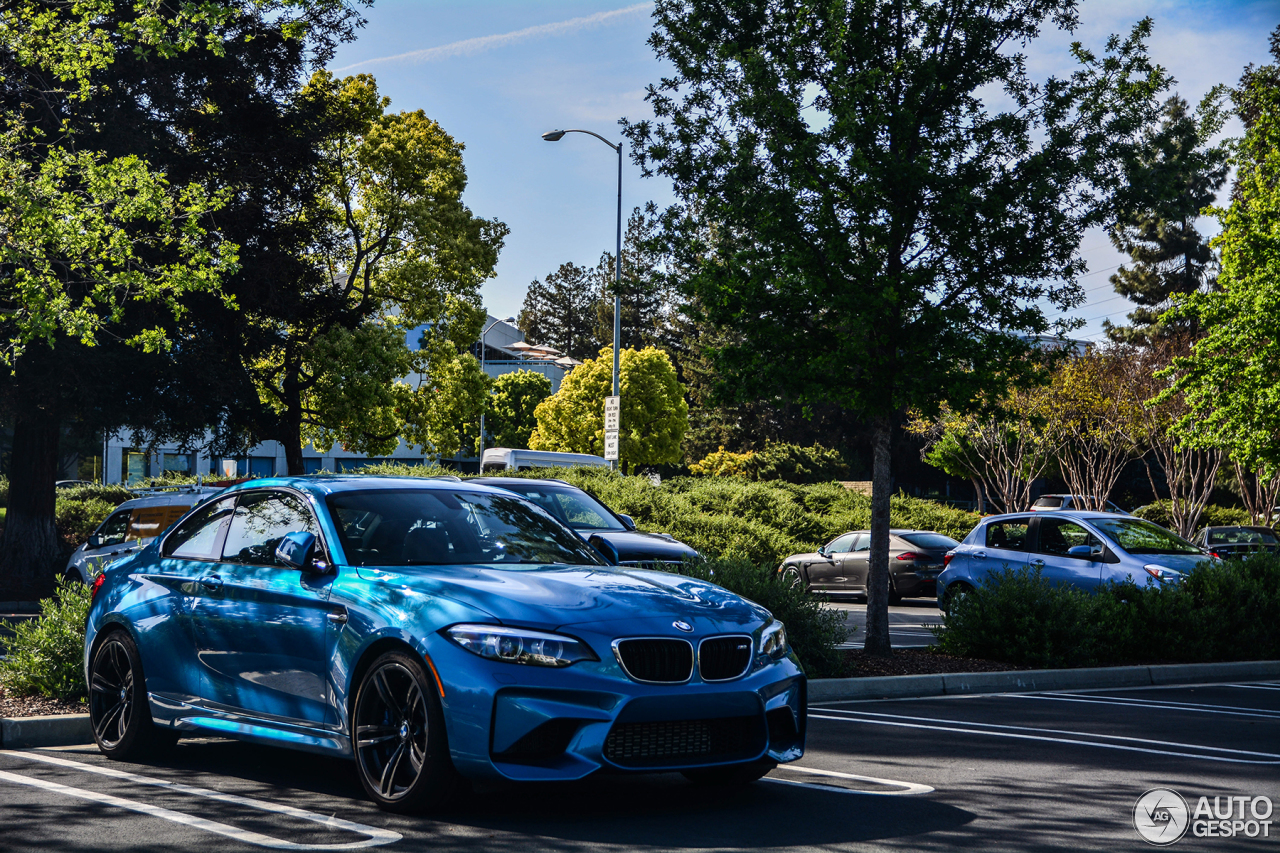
xmin=477 ymin=315 xmax=517 ymax=463
xmin=542 ymin=127 xmax=623 ymax=471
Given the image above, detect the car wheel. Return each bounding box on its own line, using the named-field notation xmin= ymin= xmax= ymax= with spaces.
xmin=353 ymin=650 xmax=458 ymax=813
xmin=63 ymin=567 xmax=84 ymax=585
xmin=682 ymin=757 xmax=777 ymax=786
xmin=887 ymin=577 xmax=903 ymax=606
xmin=89 ymin=630 xmax=174 ymax=759
xmin=942 ymin=584 xmax=973 ymax=621
xmin=781 ymin=566 xmax=805 ymax=590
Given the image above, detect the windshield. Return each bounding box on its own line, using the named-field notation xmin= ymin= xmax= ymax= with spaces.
xmin=1090 ymin=518 xmax=1203 ymax=556
xmin=484 ymin=483 xmax=626 ymax=532
xmin=327 ymin=489 xmax=606 ymax=567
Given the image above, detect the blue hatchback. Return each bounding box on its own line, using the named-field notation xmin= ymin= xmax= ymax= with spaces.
xmin=83 ymin=476 xmax=805 ymax=812
xmin=937 ymin=510 xmax=1213 ymax=614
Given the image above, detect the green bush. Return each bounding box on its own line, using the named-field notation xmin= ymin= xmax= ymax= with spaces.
xmin=0 ymin=577 xmax=92 ymax=700
xmin=668 ymin=556 xmax=850 ymax=678
xmin=742 ymin=442 xmax=851 ymax=484
xmin=935 ymin=555 xmax=1280 ymax=667
xmin=54 ymin=484 xmax=131 ymax=548
xmin=1132 ymin=501 xmax=1250 ymax=530
xmin=0 ymin=474 xmax=8 ymax=508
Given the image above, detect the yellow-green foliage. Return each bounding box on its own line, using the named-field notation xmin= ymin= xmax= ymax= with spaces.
xmin=690 ymin=446 xmax=755 ymax=477
xmin=0 ymin=577 xmax=92 ymax=700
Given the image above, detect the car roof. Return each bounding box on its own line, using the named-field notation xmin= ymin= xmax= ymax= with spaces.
xmin=215 ymin=475 xmax=501 ymax=499
xmin=983 ymin=510 xmax=1122 ymax=521
xmin=471 ymin=477 xmax=573 ymax=487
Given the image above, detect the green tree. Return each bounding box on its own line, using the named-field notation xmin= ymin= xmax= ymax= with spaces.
xmin=1161 ymin=29 xmax=1280 ymax=520
xmin=592 ymin=202 xmax=675 ymax=352
xmin=517 ymin=262 xmax=602 ymax=360
xmin=249 ymin=71 xmax=507 ymax=473
xmin=487 ymin=370 xmax=553 ymax=450
xmin=0 ymin=0 xmax=364 ymax=597
xmin=1105 ymin=94 xmax=1230 ymax=345
xmin=624 ymin=0 xmax=1170 ymax=654
xmin=530 ymin=346 xmax=689 ymax=471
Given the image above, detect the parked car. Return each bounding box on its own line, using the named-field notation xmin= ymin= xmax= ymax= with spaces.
xmin=1029 ymin=494 xmax=1129 ymax=514
xmin=84 ymin=476 xmax=805 ymax=811
xmin=63 ymin=486 xmax=223 ymax=584
xmin=1191 ymin=525 xmax=1280 ymax=560
xmin=779 ymin=530 xmax=960 ymax=604
xmin=480 ymin=447 xmax=610 ymax=472
xmin=472 ymin=476 xmax=700 ymax=567
xmin=937 ymin=510 xmax=1213 ymax=615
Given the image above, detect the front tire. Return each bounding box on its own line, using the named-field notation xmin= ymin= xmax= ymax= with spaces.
xmin=682 ymin=757 xmax=777 ymax=786
xmin=352 ymin=650 xmax=459 ymax=813
xmin=781 ymin=566 xmax=805 ymax=590
xmin=89 ymin=630 xmax=174 ymax=759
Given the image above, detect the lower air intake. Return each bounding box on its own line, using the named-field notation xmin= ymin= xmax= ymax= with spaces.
xmin=603 ymin=716 xmax=764 ymax=768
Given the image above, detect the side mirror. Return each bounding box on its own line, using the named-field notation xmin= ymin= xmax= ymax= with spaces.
xmin=275 ymin=531 xmax=322 ymax=572
xmin=87 ymin=534 xmax=102 ymax=549
xmin=588 ymin=533 xmax=620 ymax=565
xmin=617 ymin=513 xmax=637 ymax=531
xmin=1066 ymin=545 xmax=1093 ymax=558
xmin=817 ymin=546 xmax=828 ymax=558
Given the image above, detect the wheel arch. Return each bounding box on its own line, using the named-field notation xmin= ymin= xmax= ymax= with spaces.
xmin=345 ymin=636 xmax=444 ymax=727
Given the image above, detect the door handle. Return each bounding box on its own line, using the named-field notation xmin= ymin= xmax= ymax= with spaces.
xmin=327 ymin=610 xmax=348 ymax=625
xmin=974 ymin=551 xmax=986 ymax=559
xmin=1031 ymin=559 xmax=1045 ymax=568
xmin=198 ymin=575 xmax=223 ymax=591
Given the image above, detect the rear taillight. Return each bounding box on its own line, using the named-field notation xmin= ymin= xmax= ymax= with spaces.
xmin=90 ymin=573 xmax=106 ymax=601
xmin=896 ymin=552 xmax=925 ymax=561
xmin=943 ymin=553 xmax=954 ymax=568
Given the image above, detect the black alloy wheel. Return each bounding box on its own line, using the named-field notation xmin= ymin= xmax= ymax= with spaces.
xmin=353 ymin=650 xmax=458 ymax=813
xmin=89 ymin=630 xmax=174 ymax=759
xmin=682 ymin=757 xmax=777 ymax=786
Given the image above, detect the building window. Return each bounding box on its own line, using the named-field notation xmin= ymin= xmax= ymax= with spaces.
xmin=303 ymin=458 xmax=325 ymax=474
xmin=122 ymin=450 xmax=149 ymax=486
xmin=163 ymin=453 xmax=193 ymax=476
xmin=248 ymin=456 xmax=275 ymax=477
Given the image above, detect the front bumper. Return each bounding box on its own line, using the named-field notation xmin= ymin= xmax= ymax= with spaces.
xmin=425 ymin=631 xmax=806 ymax=783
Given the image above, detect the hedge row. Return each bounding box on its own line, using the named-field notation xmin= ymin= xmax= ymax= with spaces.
xmin=936 ymin=554 xmax=1280 ymax=668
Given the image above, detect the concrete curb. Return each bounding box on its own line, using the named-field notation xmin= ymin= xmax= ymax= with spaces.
xmin=809 ymin=659 xmax=1280 ymax=703
xmin=0 ymin=713 xmax=91 ymax=749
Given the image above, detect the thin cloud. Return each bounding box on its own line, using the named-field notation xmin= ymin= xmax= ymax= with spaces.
xmin=333 ymin=3 xmax=652 ymax=72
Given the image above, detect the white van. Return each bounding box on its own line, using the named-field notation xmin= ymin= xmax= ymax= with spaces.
xmin=480 ymin=448 xmax=610 ymax=473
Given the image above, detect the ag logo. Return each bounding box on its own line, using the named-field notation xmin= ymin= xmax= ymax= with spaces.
xmin=1134 ymin=788 xmax=1190 ymax=845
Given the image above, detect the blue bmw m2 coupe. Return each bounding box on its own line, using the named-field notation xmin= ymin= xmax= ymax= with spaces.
xmin=84 ymin=476 xmax=806 ymax=812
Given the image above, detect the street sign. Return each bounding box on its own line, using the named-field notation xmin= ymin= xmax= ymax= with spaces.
xmin=603 ymin=430 xmax=619 ymax=461
xmin=604 ymin=396 xmax=620 ymax=432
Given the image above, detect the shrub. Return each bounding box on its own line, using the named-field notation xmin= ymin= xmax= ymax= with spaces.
xmin=1132 ymin=501 xmax=1250 ymax=530
xmin=669 ymin=556 xmax=850 ymax=678
xmin=0 ymin=475 xmax=7 ymax=507
xmin=54 ymin=484 xmax=132 ymax=548
xmin=741 ymin=442 xmax=851 ymax=484
xmin=690 ymin=447 xmax=755 ymax=478
xmin=0 ymin=577 xmax=92 ymax=700
xmin=936 ymin=555 xmax=1280 ymax=667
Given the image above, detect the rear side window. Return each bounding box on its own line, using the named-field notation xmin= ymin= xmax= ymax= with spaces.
xmin=163 ymin=498 xmax=236 ymax=560
xmin=1032 ymin=497 xmax=1061 ymax=509
xmin=985 ymin=520 xmax=1030 ymax=551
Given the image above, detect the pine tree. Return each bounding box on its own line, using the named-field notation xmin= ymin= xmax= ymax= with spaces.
xmin=1105 ymin=95 xmax=1230 ymax=345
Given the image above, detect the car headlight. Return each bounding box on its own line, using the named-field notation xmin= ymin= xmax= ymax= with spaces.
xmin=760 ymin=620 xmax=788 ymax=659
xmin=1143 ymin=564 xmax=1184 ymax=583
xmin=444 ymin=624 xmax=598 ymax=668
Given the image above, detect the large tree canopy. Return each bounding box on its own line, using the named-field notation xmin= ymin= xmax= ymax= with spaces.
xmin=624 ymin=0 xmax=1170 ymax=653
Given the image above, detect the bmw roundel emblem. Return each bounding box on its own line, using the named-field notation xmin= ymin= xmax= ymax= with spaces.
xmin=673 ymin=620 xmax=693 ymax=633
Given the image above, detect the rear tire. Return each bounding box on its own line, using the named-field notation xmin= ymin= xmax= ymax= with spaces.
xmin=682 ymin=758 xmax=776 ymax=786
xmin=942 ymin=584 xmax=973 ymax=622
xmin=89 ymin=630 xmax=175 ymax=760
xmin=887 ymin=577 xmax=903 ymax=606
xmin=352 ymin=650 xmax=460 ymax=813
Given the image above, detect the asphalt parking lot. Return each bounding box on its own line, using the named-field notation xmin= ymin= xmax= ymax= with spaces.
xmin=827 ymin=598 xmax=943 ymax=648
xmin=2 ymin=679 xmax=1276 ymax=852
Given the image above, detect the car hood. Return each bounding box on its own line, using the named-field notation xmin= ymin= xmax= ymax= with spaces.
xmin=353 ymin=562 xmax=768 ymax=632
xmin=785 ymin=552 xmax=827 ymax=565
xmin=588 ymin=530 xmax=700 ymax=562
xmin=1124 ymin=552 xmax=1214 ymax=573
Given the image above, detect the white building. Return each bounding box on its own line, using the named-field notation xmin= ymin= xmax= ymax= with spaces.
xmin=104 ymin=316 xmax=576 ymax=484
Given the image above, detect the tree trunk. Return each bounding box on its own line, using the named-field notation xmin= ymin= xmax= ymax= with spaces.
xmin=281 ymin=358 xmax=306 ymax=476
xmin=864 ymin=414 xmax=893 ymax=657
xmin=970 ymin=476 xmax=984 ymax=514
xmin=0 ymin=414 xmax=62 ymax=600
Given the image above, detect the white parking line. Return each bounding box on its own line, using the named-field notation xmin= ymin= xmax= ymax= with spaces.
xmin=1011 ymin=693 xmax=1280 ymax=719
xmin=0 ymin=751 xmax=400 ymax=850
xmin=808 ymin=714 xmax=1280 ymax=764
xmin=815 ymin=708 xmax=1280 ymax=758
xmin=1224 ymin=683 xmax=1280 ymax=692
xmin=767 ymin=764 xmax=934 ymax=795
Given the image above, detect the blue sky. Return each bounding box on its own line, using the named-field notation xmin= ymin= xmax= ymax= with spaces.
xmin=328 ymin=0 xmax=1279 ymax=341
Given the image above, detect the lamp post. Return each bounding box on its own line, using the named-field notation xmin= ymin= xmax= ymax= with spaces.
xmin=542 ymin=128 xmax=622 ymax=471
xmin=477 ymin=315 xmax=516 ymax=464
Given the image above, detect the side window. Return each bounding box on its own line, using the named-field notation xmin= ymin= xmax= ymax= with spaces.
xmin=826 ymin=533 xmax=856 ymax=554
xmin=96 ymin=509 xmax=133 ymax=548
xmin=163 ymin=498 xmax=236 ymax=560
xmin=1036 ymin=519 xmax=1101 ymax=557
xmin=985 ymin=520 xmax=1030 ymax=551
xmin=221 ymin=492 xmax=319 ymax=567
xmin=851 ymin=534 xmax=871 ymax=552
